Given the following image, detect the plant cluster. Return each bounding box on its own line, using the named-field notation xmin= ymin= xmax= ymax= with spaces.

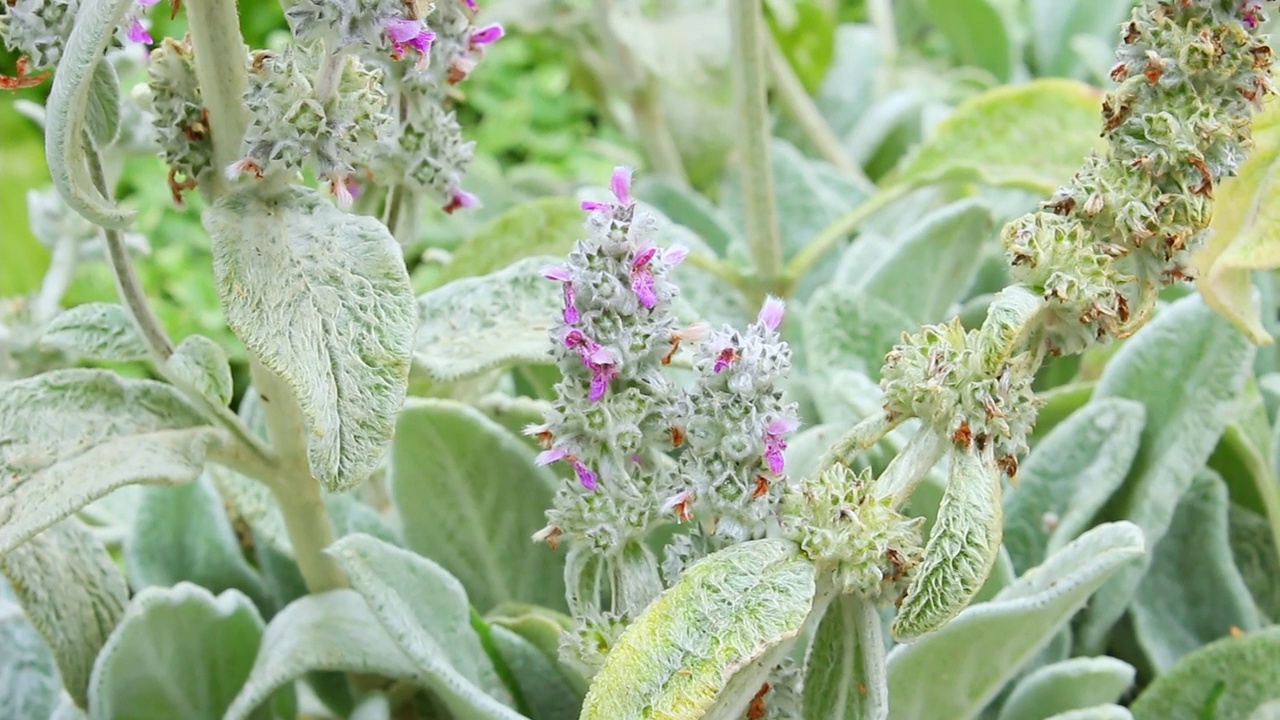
xmin=1 ymin=1 xmax=1280 ymax=720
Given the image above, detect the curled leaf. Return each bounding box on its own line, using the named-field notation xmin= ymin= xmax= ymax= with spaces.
xmin=44 ymin=0 xmax=137 ymax=228
xmin=891 ymin=448 xmax=1003 ymax=642
xmin=580 ymin=539 xmax=817 ymax=720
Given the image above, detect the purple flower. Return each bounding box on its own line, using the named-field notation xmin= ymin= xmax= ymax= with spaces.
xmin=564 ymin=330 xmax=619 ymax=401
xmin=464 ymin=0 xmax=479 ymax=9
xmin=443 ymin=187 xmax=479 ymax=214
xmin=756 ymin=295 xmax=785 ymax=332
xmin=127 ymin=18 xmax=152 ymax=44
xmin=713 ymin=346 xmax=737 ymax=374
xmin=386 ymin=18 xmax=436 ymax=60
xmin=534 ymin=446 xmax=598 ymax=490
xmin=762 ymin=417 xmax=799 ymax=474
xmin=663 ymin=245 xmax=689 ymax=266
xmin=630 ymin=246 xmax=659 ymax=308
xmin=471 ymin=23 xmax=505 ymax=46
xmin=535 ymin=446 xmax=567 ymax=466
xmin=571 ymin=458 xmax=599 ymax=490
xmin=580 ymin=200 xmax=609 ymax=212
xmin=1243 ymin=1 xmax=1263 ymax=28
xmin=540 ymin=264 xmax=579 ymax=324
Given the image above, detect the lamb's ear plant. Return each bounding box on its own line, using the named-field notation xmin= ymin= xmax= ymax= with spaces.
xmin=2 ymin=0 xmax=1279 ymax=719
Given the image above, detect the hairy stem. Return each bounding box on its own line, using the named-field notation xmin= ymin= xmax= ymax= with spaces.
xmin=185 ymin=0 xmax=249 ymax=198
xmin=249 ymin=359 xmax=348 ymax=592
xmin=87 ymin=147 xmax=176 ymax=361
xmin=765 ymin=35 xmax=873 ymax=192
xmin=591 ymin=0 xmax=688 ymax=184
xmin=731 ymin=0 xmax=783 ymax=294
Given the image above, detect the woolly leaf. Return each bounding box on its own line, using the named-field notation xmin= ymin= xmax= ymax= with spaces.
xmin=0 ymin=369 xmax=218 ymax=556
xmin=205 ymin=185 xmax=416 ymax=491
xmin=886 ymin=522 xmax=1146 ymax=720
xmin=39 ymin=303 xmax=148 ymax=363
xmin=580 ymin=538 xmax=816 ymax=720
xmin=414 ymin=256 xmax=561 ymax=383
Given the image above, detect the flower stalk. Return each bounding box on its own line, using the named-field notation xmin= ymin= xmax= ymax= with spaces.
xmin=731 ymin=0 xmax=784 ymax=296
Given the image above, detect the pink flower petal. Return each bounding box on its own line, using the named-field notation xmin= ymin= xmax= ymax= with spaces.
xmin=443 ymin=187 xmax=479 ymax=214
xmin=127 ymin=18 xmax=152 ymax=45
xmin=757 ymin=295 xmax=786 ymax=331
xmin=581 ymin=200 xmax=608 ymax=212
xmin=570 ymin=459 xmax=598 ymax=490
xmin=767 ymin=416 xmax=800 ymax=435
xmin=632 ymin=268 xmax=656 ymax=309
xmin=471 ymin=23 xmax=505 ymax=45
xmin=610 ymin=166 xmax=632 ymax=205
xmin=539 ymin=265 xmax=572 ymax=282
xmin=562 ymin=283 xmax=579 ymax=324
xmin=535 ymin=447 xmax=567 ymax=466
xmin=713 ymin=347 xmax=736 ymax=373
xmin=663 ymin=245 xmax=689 ymax=266
xmin=464 ymin=0 xmax=479 ymax=9
xmin=632 ymin=246 xmax=658 ymax=270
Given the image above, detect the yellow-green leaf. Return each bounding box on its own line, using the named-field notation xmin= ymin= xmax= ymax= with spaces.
xmin=579 ymin=539 xmax=816 ymax=720
xmin=1192 ymin=98 xmax=1280 ymax=345
xmin=888 ymin=79 xmax=1106 ymax=195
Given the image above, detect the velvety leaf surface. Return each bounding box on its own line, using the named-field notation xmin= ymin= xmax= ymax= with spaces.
xmin=1130 ymin=471 xmax=1262 ymax=673
xmin=580 ymin=539 xmax=816 ymax=720
xmin=88 ymin=583 xmax=271 ymax=720
xmin=996 ymin=657 xmax=1135 ymax=720
xmin=166 ymin=335 xmax=233 ymax=407
xmin=327 ymin=534 xmax=523 ymax=720
xmin=224 ymin=590 xmax=421 ymax=720
xmin=1003 ymin=398 xmax=1145 ymax=574
xmin=886 ymin=522 xmax=1146 ymax=720
xmin=487 ymin=624 xmax=583 ymax=720
xmin=434 ymin=197 xmax=586 ymax=286
xmin=390 ymin=398 xmax=565 ymax=612
xmin=892 ymin=448 xmax=1004 ymax=642
xmin=1192 ymin=102 xmax=1280 ymax=343
xmin=889 ymin=79 xmax=1105 ymax=194
xmin=0 ymin=519 xmax=125 ymax=709
xmin=38 ymin=303 xmax=148 ymax=363
xmin=206 ymin=185 xmax=416 ymax=491
xmin=802 ymin=594 xmax=888 ymax=720
xmin=0 ymin=601 xmax=61 ymax=720
xmin=1076 ymin=296 xmax=1254 ymax=653
xmin=1130 ymin=626 xmax=1280 ymax=720
xmin=414 ymin=256 xmax=561 ymax=383
xmin=836 ymin=199 xmax=994 ymax=324
xmin=0 ymin=369 xmax=216 ymax=556
xmin=125 ymin=474 xmax=271 ymax=612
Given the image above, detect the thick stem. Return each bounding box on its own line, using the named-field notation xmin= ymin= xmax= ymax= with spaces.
xmin=250 ymin=359 xmax=348 ymax=592
xmin=731 ymin=0 xmax=783 ymax=294
xmin=186 ymin=0 xmax=250 ymax=198
xmin=764 ymin=35 xmax=873 ymax=192
xmin=591 ymin=0 xmax=688 ymax=184
xmin=848 ymin=593 xmax=890 ymax=720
